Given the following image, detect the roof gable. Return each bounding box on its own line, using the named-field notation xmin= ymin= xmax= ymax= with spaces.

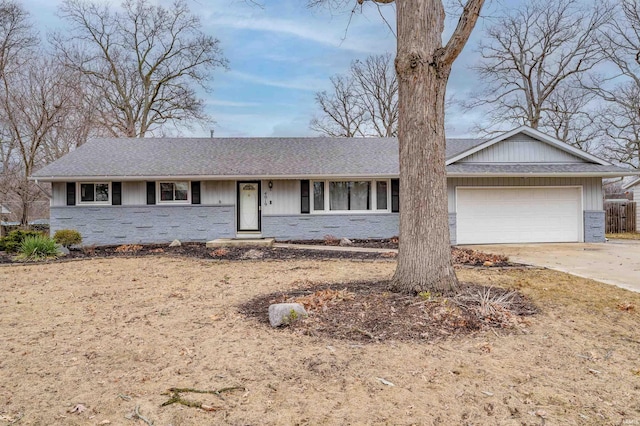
xmin=446 ymin=126 xmax=610 ymax=166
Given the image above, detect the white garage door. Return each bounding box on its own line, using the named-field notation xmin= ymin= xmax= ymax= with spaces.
xmin=456 ymin=187 xmax=582 ymax=244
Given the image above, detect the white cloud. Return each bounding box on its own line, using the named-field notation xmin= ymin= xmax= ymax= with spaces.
xmin=207 ymin=8 xmax=395 ymax=54
xmin=230 ymin=71 xmax=328 ymax=92
xmin=206 ymin=99 xmax=261 ymax=107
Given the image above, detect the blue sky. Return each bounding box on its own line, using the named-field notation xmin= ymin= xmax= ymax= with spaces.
xmin=26 ymin=0 xmax=504 ymax=137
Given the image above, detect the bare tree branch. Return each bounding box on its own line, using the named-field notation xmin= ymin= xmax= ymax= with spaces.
xmin=465 ymin=0 xmax=612 ymax=149
xmin=312 ymin=53 xmax=398 ymax=137
xmin=586 ymin=0 xmax=640 ymax=168
xmin=53 ymin=0 xmax=228 ymax=137
xmin=310 ymin=74 xmax=366 ymax=137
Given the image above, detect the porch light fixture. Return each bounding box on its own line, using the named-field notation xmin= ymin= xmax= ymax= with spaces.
xmin=268 ymin=180 xmax=273 ymax=189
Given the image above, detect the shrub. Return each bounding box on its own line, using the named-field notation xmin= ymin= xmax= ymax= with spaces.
xmin=18 ymin=235 xmax=60 ymax=260
xmin=0 ymin=230 xmax=43 ymax=253
xmin=53 ymin=229 xmax=82 ymax=248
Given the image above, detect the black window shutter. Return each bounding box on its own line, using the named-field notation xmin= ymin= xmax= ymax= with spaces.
xmin=191 ymin=181 xmax=201 ymax=204
xmin=146 ymin=182 xmax=156 ymax=205
xmin=391 ymin=179 xmax=399 ymax=213
xmin=300 ymin=180 xmax=310 ymax=214
xmin=112 ymin=182 xmax=122 ymax=205
xmin=66 ymin=182 xmax=76 ymax=206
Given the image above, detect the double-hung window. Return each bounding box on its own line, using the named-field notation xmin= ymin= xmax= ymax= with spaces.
xmin=79 ymin=183 xmax=110 ymax=204
xmin=159 ymin=181 xmax=189 ymax=203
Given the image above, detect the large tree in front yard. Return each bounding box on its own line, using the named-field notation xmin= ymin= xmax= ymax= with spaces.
xmin=310 ymin=0 xmax=485 ymax=293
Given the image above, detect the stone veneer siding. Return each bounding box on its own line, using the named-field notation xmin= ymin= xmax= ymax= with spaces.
xmin=584 ymin=210 xmax=605 ymax=243
xmin=262 ymin=213 xmax=400 ymax=241
xmin=49 ymin=207 xmax=602 ymax=245
xmin=448 ymin=213 xmax=457 ymax=245
xmin=50 ymin=205 xmax=235 ymax=245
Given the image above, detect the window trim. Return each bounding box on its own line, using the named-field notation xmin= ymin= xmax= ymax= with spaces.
xmin=309 ymin=179 xmax=393 ymax=214
xmin=157 ymin=181 xmax=191 ymax=204
xmin=77 ymin=182 xmax=111 ymax=205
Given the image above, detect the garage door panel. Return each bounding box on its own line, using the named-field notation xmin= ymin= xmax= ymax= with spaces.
xmin=456 ymin=187 xmax=582 ymax=244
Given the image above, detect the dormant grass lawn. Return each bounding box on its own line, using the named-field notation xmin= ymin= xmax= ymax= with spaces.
xmin=607 ymin=232 xmax=640 ymax=240
xmin=1 ymin=257 xmax=639 ymax=425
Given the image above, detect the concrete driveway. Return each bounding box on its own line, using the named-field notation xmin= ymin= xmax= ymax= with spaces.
xmin=460 ymin=239 xmax=640 ymax=293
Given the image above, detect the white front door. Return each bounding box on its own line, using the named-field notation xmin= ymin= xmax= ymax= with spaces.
xmin=238 ymin=182 xmax=260 ymax=231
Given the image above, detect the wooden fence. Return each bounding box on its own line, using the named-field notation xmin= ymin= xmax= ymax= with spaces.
xmin=605 ymin=201 xmax=637 ymax=233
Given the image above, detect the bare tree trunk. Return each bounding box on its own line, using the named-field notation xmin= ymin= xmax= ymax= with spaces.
xmin=309 ymin=0 xmax=484 ymax=294
xmin=19 ymin=195 xmax=27 ymax=225
xmin=389 ymin=0 xmax=458 ymax=294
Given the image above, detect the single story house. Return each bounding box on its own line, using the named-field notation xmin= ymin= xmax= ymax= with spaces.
xmin=622 ymin=177 xmax=640 ymax=228
xmin=31 ymin=126 xmax=637 ymax=246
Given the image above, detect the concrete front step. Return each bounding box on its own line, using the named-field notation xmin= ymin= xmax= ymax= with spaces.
xmin=206 ymin=238 xmax=275 ymax=248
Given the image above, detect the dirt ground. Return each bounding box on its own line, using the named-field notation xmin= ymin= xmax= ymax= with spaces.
xmin=1 ymin=257 xmax=639 ymax=425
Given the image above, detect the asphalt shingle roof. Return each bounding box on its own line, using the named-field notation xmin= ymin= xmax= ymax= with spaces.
xmin=31 ymin=136 xmax=635 ymax=180
xmin=32 ymin=137 xmax=488 ymax=179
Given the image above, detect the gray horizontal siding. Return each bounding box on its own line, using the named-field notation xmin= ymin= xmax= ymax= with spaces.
xmin=50 ymin=205 xmax=235 ymax=245
xmin=447 ymin=177 xmax=603 ymax=212
xmin=262 ymin=213 xmax=399 ymax=240
xmin=459 ymin=134 xmax=585 ymax=163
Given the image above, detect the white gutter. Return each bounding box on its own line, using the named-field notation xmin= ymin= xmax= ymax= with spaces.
xmin=447 ymin=171 xmax=640 ymax=178
xmin=29 ymin=174 xmax=402 ymax=182
xmin=31 ymin=171 xmax=639 ymax=182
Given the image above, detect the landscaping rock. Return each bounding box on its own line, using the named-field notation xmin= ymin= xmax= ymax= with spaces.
xmin=241 ymin=249 xmax=264 ymax=260
xmin=268 ymin=303 xmax=307 ymax=327
xmin=339 ymin=237 xmax=353 ymax=246
xmin=169 ymin=239 xmax=181 ymax=247
xmin=58 ymin=245 xmax=70 ymax=256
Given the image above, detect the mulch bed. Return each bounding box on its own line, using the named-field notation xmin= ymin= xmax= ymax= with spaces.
xmin=0 ymin=242 xmax=510 ymax=266
xmin=283 ymin=238 xmax=399 ymax=249
xmin=240 ymin=280 xmax=538 ymax=343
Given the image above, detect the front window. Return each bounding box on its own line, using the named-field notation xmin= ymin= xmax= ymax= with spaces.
xmin=79 ymin=183 xmax=110 ymax=203
xmin=310 ymin=179 xmax=391 ymax=212
xmin=159 ymin=182 xmax=189 ymax=202
xmin=329 ymin=181 xmax=370 ymax=211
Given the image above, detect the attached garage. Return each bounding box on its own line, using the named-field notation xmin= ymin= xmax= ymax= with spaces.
xmin=456 ymin=187 xmax=583 ymax=244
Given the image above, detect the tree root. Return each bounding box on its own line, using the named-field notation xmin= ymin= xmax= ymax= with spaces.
xmin=161 ymin=386 xmax=245 ymax=411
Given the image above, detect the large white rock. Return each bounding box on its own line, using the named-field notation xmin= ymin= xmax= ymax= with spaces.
xmin=169 ymin=239 xmax=181 ymax=247
xmin=268 ymin=303 xmax=307 ymax=327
